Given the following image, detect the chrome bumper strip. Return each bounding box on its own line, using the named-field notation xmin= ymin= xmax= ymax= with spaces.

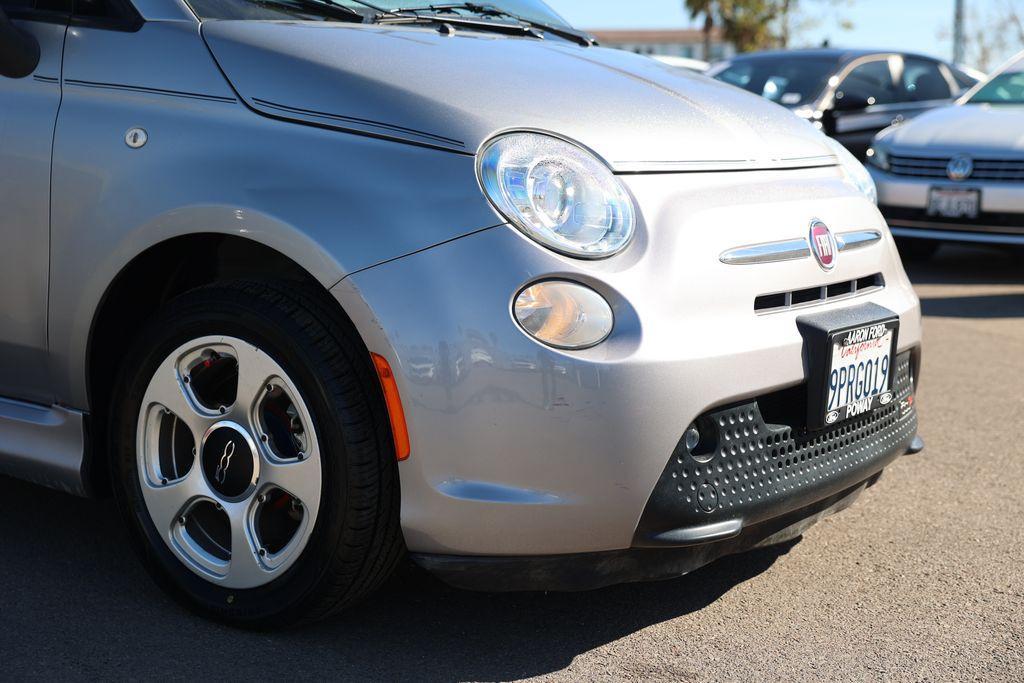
xmin=719 ymin=238 xmax=810 ymax=265
xmin=720 ymin=229 xmax=881 ymax=265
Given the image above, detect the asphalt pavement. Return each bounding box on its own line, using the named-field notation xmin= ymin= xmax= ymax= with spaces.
xmin=1 ymin=245 xmax=1021 ymax=681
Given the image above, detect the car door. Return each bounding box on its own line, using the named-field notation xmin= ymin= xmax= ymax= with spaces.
xmin=0 ymin=0 xmax=69 ymax=403
xmin=826 ymin=56 xmax=903 ymax=159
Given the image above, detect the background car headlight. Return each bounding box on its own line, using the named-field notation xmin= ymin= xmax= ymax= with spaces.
xmin=478 ymin=132 xmax=636 ymax=258
xmin=866 ymin=143 xmax=891 ymax=171
xmin=824 ymin=136 xmax=877 ymax=204
xmin=513 ymin=280 xmax=613 ymax=349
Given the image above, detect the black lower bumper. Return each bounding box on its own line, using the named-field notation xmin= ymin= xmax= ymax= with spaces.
xmin=414 ymin=350 xmax=920 ymax=593
xmin=633 ymin=350 xmax=918 ymax=548
xmin=413 ymin=475 xmax=885 ymax=592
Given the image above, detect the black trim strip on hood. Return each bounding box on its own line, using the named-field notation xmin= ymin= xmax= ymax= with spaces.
xmin=251 ymin=97 xmax=466 ymax=148
xmin=63 ymin=79 xmax=237 ymax=103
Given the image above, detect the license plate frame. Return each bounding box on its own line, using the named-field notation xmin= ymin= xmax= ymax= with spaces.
xmin=927 ymin=187 xmax=981 ymax=219
xmin=797 ymin=304 xmax=901 ymax=431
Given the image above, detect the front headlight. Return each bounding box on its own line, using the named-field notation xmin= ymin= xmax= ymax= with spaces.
xmin=824 ymin=136 xmax=877 ymax=204
xmin=866 ymin=143 xmax=891 ymax=171
xmin=477 ymin=132 xmax=636 ymax=258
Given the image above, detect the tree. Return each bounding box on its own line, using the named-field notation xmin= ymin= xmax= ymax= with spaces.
xmin=777 ymin=0 xmax=855 ymax=49
xmin=780 ymin=0 xmax=794 ymax=47
xmin=939 ymin=0 xmax=1024 ymax=70
xmin=685 ymin=0 xmax=716 ymax=59
xmin=718 ymin=0 xmax=780 ymax=53
xmin=1003 ymin=0 xmax=1024 ymax=49
xmin=684 ymin=0 xmax=778 ymax=54
xmin=684 ymin=0 xmax=856 ymax=54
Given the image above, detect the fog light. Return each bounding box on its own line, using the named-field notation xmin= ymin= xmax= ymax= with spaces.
xmin=684 ymin=426 xmax=701 ymax=452
xmin=513 ymin=280 xmax=613 ymax=349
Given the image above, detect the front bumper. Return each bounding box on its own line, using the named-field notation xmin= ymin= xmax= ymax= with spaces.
xmin=415 ymin=349 xmax=918 ymax=591
xmin=333 ymin=165 xmax=922 ymax=562
xmin=870 ymin=166 xmax=1024 ymax=244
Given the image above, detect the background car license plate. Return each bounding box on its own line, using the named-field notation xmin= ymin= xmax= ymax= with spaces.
xmin=823 ymin=320 xmax=898 ymax=426
xmin=928 ymin=188 xmax=980 ymax=219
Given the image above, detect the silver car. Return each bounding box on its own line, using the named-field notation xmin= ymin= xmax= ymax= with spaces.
xmin=0 ymin=0 xmax=923 ymax=627
xmin=868 ymin=52 xmax=1024 ymax=260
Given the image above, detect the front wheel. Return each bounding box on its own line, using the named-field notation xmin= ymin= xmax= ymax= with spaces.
xmin=110 ymin=281 xmax=403 ymax=628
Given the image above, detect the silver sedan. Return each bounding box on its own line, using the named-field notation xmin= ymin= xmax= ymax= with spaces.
xmin=868 ymin=51 xmax=1024 ymax=259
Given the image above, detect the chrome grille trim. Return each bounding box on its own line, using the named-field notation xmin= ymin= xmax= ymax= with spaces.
xmin=836 ymin=230 xmax=882 ymax=252
xmin=888 ymin=154 xmax=1024 ymax=182
xmin=720 ymin=230 xmax=882 ymax=265
xmin=719 ymin=238 xmax=810 ymax=265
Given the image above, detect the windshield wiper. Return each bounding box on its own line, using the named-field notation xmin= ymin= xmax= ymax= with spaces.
xmin=434 ymin=4 xmax=596 ymax=46
xmin=254 ymin=0 xmax=366 ymax=22
xmin=374 ymin=12 xmax=542 ymax=40
xmin=376 ymin=2 xmax=596 ymax=46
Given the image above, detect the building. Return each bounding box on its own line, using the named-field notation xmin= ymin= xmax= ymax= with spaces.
xmin=588 ymin=28 xmax=734 ymax=62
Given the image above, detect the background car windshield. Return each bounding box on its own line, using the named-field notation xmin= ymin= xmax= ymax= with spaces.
xmin=185 ymin=0 xmax=571 ymax=27
xmin=709 ymin=56 xmax=836 ymax=106
xmin=968 ymin=60 xmax=1024 ymax=104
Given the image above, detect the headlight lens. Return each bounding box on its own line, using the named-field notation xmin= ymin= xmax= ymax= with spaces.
xmin=825 ymin=136 xmax=877 ymax=204
xmin=513 ymin=281 xmax=613 ymax=349
xmin=478 ymin=132 xmax=636 ymax=258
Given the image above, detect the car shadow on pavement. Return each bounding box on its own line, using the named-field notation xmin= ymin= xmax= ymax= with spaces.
xmin=903 ymin=244 xmax=1023 ymax=286
xmin=919 ymin=293 xmax=1024 ymax=318
xmin=903 ymin=244 xmax=1024 ymax=319
xmin=0 ymin=474 xmax=794 ymax=680
xmin=300 ymin=545 xmax=794 ymax=681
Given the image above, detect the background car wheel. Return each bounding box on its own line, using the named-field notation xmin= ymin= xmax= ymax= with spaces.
xmin=109 ymin=280 xmax=404 ymax=628
xmin=895 ymin=238 xmax=940 ymax=262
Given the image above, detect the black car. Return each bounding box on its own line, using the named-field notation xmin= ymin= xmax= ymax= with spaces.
xmin=708 ymin=49 xmax=979 ymax=158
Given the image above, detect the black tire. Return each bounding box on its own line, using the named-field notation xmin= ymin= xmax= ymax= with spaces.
xmin=109 ymin=280 xmax=404 ymax=628
xmin=895 ymin=238 xmax=940 ymax=262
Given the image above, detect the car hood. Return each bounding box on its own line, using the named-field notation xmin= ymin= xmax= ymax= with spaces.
xmin=201 ymin=21 xmax=835 ymax=172
xmin=880 ymin=103 xmax=1024 ymax=155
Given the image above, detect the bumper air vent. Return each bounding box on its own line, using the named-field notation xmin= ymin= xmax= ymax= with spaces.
xmin=754 ymin=273 xmax=885 ymax=314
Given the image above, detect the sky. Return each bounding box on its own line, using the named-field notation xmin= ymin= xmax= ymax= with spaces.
xmin=543 ymin=0 xmax=980 ymax=65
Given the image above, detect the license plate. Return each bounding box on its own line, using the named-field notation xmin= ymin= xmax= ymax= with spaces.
xmin=822 ymin=320 xmax=899 ymax=426
xmin=928 ymin=187 xmax=980 ymax=219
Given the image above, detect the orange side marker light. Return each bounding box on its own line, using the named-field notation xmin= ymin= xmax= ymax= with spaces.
xmin=371 ymin=353 xmax=411 ymax=461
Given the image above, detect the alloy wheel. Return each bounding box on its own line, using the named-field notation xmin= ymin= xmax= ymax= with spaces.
xmin=135 ymin=336 xmax=322 ymax=589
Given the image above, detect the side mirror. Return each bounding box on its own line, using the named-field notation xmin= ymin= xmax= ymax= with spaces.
xmin=818 ymin=106 xmax=837 ymax=136
xmin=833 ymin=90 xmax=871 ymax=112
xmin=0 ymin=7 xmax=41 ymax=79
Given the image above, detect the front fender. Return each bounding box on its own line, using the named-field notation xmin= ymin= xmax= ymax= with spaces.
xmin=48 ymin=67 xmax=499 ymax=408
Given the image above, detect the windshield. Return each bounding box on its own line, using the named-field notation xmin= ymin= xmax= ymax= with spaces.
xmin=968 ymin=58 xmax=1024 ymax=105
xmin=709 ymin=55 xmax=838 ymax=106
xmin=185 ymin=0 xmax=572 ymax=28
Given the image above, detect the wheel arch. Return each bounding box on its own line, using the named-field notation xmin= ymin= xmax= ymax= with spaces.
xmin=83 ymin=232 xmax=368 ymax=494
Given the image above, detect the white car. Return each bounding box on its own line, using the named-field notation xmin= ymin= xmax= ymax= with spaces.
xmin=868 ymin=52 xmax=1024 ymax=259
